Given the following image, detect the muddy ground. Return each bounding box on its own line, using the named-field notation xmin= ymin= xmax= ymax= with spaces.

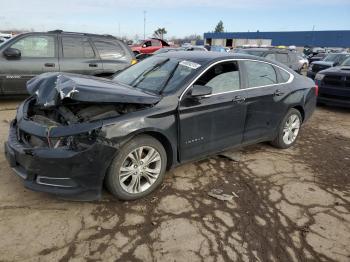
xmin=0 ymin=100 xmax=349 ymax=262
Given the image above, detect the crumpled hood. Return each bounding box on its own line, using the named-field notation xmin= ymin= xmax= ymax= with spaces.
xmin=27 ymin=72 xmax=160 ymax=107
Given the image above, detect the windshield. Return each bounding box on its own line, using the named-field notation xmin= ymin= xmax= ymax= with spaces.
xmin=341 ymin=57 xmax=350 ymax=66
xmin=323 ymin=54 xmax=340 ymax=62
xmin=113 ymin=56 xmax=199 ymax=94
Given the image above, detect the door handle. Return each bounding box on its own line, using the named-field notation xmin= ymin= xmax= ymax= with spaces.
xmin=232 ymin=95 xmax=246 ymax=104
xmin=44 ymin=63 xmax=55 ymax=67
xmin=274 ymin=89 xmax=285 ymax=96
xmin=89 ymin=63 xmax=98 ymax=67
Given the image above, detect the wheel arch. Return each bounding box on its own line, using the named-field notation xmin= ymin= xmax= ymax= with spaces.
xmin=291 ymin=105 xmax=305 ymax=122
xmin=117 ymin=129 xmax=175 ymax=170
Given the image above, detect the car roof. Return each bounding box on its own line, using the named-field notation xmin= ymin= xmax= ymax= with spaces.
xmin=156 ymin=51 xmax=267 ymax=64
xmin=16 ymin=30 xmax=119 ymax=40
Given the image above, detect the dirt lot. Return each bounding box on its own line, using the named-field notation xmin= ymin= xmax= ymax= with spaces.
xmin=0 ymin=100 xmax=349 ymax=262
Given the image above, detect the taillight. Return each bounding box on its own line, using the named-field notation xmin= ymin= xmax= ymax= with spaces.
xmin=314 ymin=84 xmax=319 ymax=97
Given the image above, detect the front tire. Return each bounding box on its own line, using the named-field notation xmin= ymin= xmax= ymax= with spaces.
xmin=105 ymin=135 xmax=167 ymax=200
xmin=271 ymin=108 xmax=302 ymax=149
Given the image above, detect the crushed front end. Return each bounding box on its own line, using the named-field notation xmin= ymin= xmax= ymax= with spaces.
xmin=4 ymin=73 xmax=158 ymax=200
xmin=4 ymin=98 xmax=118 ymax=200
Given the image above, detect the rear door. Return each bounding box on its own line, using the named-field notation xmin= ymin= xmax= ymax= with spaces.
xmin=179 ymin=61 xmax=247 ymax=161
xmin=0 ymin=34 xmax=58 ymax=95
xmin=91 ymin=38 xmax=131 ymax=75
xmin=240 ymin=60 xmax=291 ymax=143
xmin=58 ymin=35 xmax=103 ymax=75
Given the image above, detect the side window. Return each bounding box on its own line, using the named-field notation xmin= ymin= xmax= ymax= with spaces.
xmin=62 ymin=37 xmax=94 ymax=58
xmin=143 ymin=41 xmax=152 ymax=47
xmin=11 ymin=35 xmax=55 ymax=58
xmin=194 ymin=62 xmax=240 ymax=94
xmin=275 ymin=53 xmax=289 ymax=64
xmin=152 ymin=40 xmax=161 ymax=47
xmin=244 ymin=61 xmax=277 ymax=87
xmin=265 ymin=53 xmax=276 ymax=61
xmin=276 ymin=67 xmax=291 ymax=83
xmin=93 ymin=40 xmax=125 ymax=59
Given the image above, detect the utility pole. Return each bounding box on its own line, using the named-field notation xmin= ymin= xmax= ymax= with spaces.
xmin=143 ymin=10 xmax=146 ymax=40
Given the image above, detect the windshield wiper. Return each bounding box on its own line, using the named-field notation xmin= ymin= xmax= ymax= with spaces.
xmin=130 ymin=58 xmax=170 ymax=88
xmin=158 ymin=63 xmax=179 ymax=94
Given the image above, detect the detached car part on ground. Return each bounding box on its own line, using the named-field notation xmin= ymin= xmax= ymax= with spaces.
xmin=314 ymin=57 xmax=350 ymax=107
xmin=5 ymin=52 xmax=317 ymax=201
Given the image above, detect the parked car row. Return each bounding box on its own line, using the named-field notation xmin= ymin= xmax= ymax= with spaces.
xmin=234 ymin=47 xmax=304 ymax=73
xmin=307 ymin=53 xmax=350 ymax=79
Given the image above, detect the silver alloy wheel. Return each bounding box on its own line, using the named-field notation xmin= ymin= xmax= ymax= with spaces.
xmin=119 ymin=146 xmax=162 ymax=194
xmin=282 ymin=114 xmax=301 ymax=145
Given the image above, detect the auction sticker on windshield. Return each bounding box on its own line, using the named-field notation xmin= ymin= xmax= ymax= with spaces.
xmin=179 ymin=60 xmax=201 ymax=69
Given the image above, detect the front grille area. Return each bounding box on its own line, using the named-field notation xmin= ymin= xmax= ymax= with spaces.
xmin=318 ymin=93 xmax=350 ymax=101
xmin=323 ymin=75 xmax=350 ymax=88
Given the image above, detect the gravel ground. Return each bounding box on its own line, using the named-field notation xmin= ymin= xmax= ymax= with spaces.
xmin=0 ymin=100 xmax=349 ymax=262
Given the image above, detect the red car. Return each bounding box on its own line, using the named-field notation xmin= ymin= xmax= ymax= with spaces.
xmin=131 ymin=38 xmax=170 ymax=55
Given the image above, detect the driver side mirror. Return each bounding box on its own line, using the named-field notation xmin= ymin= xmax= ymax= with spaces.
xmin=142 ymin=44 xmax=147 ymax=48
xmin=3 ymin=48 xmax=21 ymax=58
xmin=190 ymin=85 xmax=212 ymax=97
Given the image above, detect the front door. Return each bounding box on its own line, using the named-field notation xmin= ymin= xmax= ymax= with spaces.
xmin=179 ymin=61 xmax=247 ymax=161
xmin=0 ymin=34 xmax=58 ymax=95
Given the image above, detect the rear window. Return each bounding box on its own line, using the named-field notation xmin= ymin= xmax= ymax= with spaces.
xmin=93 ymin=40 xmax=125 ymax=59
xmin=62 ymin=37 xmax=95 ymax=58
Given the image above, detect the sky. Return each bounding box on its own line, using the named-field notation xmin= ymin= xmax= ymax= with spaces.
xmin=0 ymin=0 xmax=350 ymax=39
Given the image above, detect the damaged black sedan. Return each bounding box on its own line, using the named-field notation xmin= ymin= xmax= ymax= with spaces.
xmin=5 ymin=52 xmax=317 ymax=200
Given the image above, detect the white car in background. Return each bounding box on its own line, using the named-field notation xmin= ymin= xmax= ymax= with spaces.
xmin=298 ymin=53 xmax=309 ymax=70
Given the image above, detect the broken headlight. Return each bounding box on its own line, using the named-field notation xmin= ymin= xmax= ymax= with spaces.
xmin=47 ymin=130 xmax=100 ymax=151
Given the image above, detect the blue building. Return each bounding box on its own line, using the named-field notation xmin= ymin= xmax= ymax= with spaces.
xmin=203 ymin=30 xmax=350 ymax=48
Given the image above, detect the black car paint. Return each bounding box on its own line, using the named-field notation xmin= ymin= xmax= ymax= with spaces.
xmin=0 ymin=31 xmax=135 ymax=95
xmin=4 ymin=52 xmax=316 ymax=200
xmin=315 ymin=66 xmax=350 ymax=107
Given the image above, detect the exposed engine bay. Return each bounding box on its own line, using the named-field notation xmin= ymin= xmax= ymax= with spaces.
xmin=27 ymin=99 xmax=149 ymax=126
xmin=22 ymin=99 xmax=151 ymax=149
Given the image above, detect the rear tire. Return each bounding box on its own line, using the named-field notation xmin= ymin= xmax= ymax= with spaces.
xmin=105 ymin=135 xmax=167 ymax=200
xmin=271 ymin=108 xmax=302 ymax=149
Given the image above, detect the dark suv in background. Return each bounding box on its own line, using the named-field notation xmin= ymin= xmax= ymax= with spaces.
xmin=307 ymin=53 xmax=350 ymax=79
xmin=0 ymin=30 xmax=136 ymax=95
xmin=236 ymin=48 xmax=302 ymax=72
